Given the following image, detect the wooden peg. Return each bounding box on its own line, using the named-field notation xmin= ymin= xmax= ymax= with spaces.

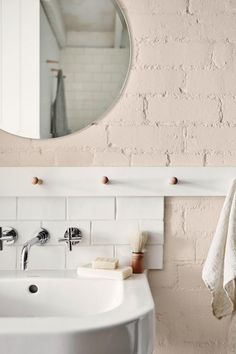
xmin=101 ymin=176 xmax=109 ymax=185
xmin=32 ymin=177 xmax=43 ymax=185
xmin=169 ymin=177 xmax=178 ymax=185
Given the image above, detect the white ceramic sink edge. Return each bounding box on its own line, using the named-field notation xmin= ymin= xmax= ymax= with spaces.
xmin=0 ymin=270 xmax=155 ymax=354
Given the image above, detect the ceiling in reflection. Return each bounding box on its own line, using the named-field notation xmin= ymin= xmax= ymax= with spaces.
xmin=59 ymin=0 xmax=116 ymax=33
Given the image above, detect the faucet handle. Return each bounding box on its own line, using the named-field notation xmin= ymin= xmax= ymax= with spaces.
xmin=0 ymin=227 xmax=18 ymax=251
xmin=58 ymin=228 xmax=82 ymax=251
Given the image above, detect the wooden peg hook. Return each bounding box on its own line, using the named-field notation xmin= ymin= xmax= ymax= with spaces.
xmin=169 ymin=177 xmax=178 ymax=185
xmin=32 ymin=177 xmax=43 ymax=185
xmin=101 ymin=176 xmax=109 ymax=185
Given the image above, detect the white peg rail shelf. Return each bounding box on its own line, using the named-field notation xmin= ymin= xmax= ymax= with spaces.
xmin=0 ymin=167 xmax=234 ymax=197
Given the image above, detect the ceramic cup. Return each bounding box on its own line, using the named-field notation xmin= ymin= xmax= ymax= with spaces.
xmin=131 ymin=252 xmax=144 ymax=274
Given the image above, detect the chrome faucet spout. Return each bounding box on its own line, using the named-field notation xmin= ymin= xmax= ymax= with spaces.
xmin=20 ymin=228 xmax=49 ymax=271
xmin=21 ymin=237 xmax=39 ymax=271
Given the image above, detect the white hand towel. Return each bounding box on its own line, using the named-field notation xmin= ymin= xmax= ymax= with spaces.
xmin=202 ymin=179 xmax=236 ymax=319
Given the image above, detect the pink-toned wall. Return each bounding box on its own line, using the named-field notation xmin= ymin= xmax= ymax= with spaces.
xmin=0 ymin=0 xmax=235 ymax=352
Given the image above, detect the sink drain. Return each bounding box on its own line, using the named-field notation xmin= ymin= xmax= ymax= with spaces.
xmin=28 ymin=284 xmax=38 ymax=294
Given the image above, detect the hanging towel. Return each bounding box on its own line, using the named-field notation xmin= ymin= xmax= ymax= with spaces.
xmin=202 ymin=179 xmax=236 ymax=319
xmin=51 ymin=70 xmax=69 ymax=138
xmin=228 ymin=314 xmax=236 ymax=353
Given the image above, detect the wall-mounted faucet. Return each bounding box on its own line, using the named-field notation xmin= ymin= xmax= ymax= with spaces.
xmin=0 ymin=227 xmax=18 ymax=251
xmin=58 ymin=228 xmax=82 ymax=251
xmin=21 ymin=228 xmax=49 ymax=271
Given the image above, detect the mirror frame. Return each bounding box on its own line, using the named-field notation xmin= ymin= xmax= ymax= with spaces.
xmin=0 ymin=0 xmax=133 ymax=141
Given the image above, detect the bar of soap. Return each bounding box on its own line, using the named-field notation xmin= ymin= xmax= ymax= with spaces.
xmin=77 ymin=264 xmax=133 ymax=280
xmin=92 ymin=257 xmax=119 ymax=270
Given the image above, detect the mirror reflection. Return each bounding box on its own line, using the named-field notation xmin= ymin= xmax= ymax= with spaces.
xmin=40 ymin=0 xmax=131 ymax=139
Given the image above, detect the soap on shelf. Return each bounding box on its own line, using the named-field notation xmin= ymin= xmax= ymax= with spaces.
xmin=92 ymin=257 xmax=119 ymax=270
xmin=77 ymin=264 xmax=133 ymax=280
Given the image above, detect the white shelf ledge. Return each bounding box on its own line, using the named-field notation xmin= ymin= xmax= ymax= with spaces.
xmin=0 ymin=167 xmax=234 ymax=197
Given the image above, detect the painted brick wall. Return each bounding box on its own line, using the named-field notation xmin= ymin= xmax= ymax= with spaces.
xmin=0 ymin=0 xmax=234 ymax=353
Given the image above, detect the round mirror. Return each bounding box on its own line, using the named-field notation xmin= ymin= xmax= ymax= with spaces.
xmin=1 ymin=0 xmax=131 ymax=140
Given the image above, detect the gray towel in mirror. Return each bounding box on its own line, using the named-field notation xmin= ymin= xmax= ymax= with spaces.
xmin=51 ymin=70 xmax=69 ymax=138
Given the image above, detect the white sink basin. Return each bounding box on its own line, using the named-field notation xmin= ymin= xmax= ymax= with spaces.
xmin=0 ymin=276 xmax=122 ymax=317
xmin=0 ymin=271 xmax=155 ymax=354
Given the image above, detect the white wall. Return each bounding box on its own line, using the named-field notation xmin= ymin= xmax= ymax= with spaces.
xmin=0 ymin=0 xmax=40 ymax=139
xmin=40 ymin=5 xmax=60 ymax=139
xmin=61 ymin=47 xmax=130 ymax=132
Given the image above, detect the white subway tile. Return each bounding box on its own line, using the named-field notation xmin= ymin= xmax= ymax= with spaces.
xmin=66 ymin=82 xmax=83 ymax=91
xmin=16 ymin=246 xmax=65 ymax=270
xmin=82 ymin=64 xmax=102 ymax=73
xmin=0 ymin=197 xmax=16 ymax=220
xmin=92 ymin=55 xmax=111 ymax=64
xmin=67 ymin=99 xmax=84 ymax=110
xmin=83 ymin=100 xmax=104 ymax=110
xmin=145 ymin=245 xmax=163 ymax=270
xmin=74 ymin=55 xmax=93 ymax=64
xmin=42 ymin=221 xmax=90 ymax=245
xmin=0 ymin=221 xmax=41 ymax=245
xmin=116 ymin=197 xmax=164 ymax=220
xmin=102 ymin=48 xmax=114 ymax=55
xmin=93 ymin=73 xmax=111 ymax=82
xmin=74 ymin=73 xmax=94 ymax=82
xmin=111 ymin=73 xmax=125 ymax=82
xmin=61 ymin=55 xmax=74 ymax=64
xmin=81 ymin=82 xmax=102 ymax=92
xmin=68 ymin=197 xmax=115 ymax=220
xmin=111 ymin=54 xmax=129 ymax=64
xmin=102 ymin=64 xmax=125 ymax=73
xmin=63 ymin=63 xmax=81 ymax=72
xmin=139 ymin=220 xmax=164 ymax=244
xmin=74 ymin=92 xmax=92 ymax=101
xmin=92 ymin=91 xmax=112 ymax=100
xmin=0 ymin=247 xmax=17 ymax=270
xmin=102 ymin=82 xmax=121 ymax=92
xmin=17 ymin=197 xmax=66 ymax=220
xmin=65 ymin=92 xmax=76 ymax=100
xmin=115 ymin=245 xmax=132 ymax=267
xmin=92 ymin=220 xmax=138 ymax=244
xmin=66 ymin=245 xmax=114 ymax=269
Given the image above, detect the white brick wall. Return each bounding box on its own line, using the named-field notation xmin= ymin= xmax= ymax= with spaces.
xmin=0 ymin=195 xmax=164 ymax=271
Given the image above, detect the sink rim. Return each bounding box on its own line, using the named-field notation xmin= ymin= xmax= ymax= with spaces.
xmin=0 ymin=273 xmax=124 ymax=318
xmin=0 ymin=270 xmax=155 ymax=334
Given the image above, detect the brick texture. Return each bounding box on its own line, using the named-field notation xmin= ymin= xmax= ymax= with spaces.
xmin=0 ymin=0 xmax=235 ymax=352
